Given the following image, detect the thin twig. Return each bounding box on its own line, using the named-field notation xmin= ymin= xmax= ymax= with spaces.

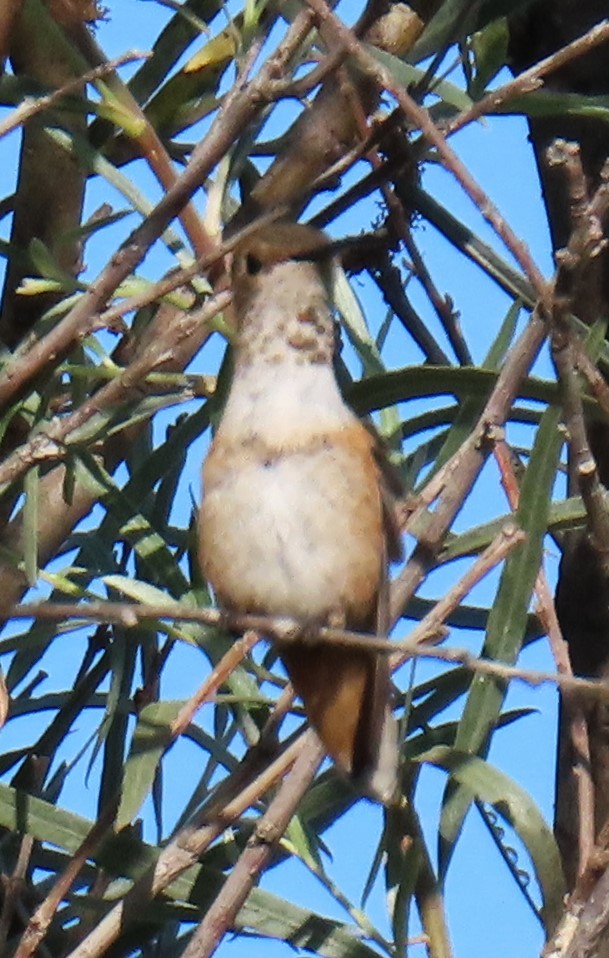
xmin=303 ymin=0 xmax=551 ymax=308
xmin=13 ymin=799 xmax=118 ymax=958
xmin=0 ymin=8 xmax=316 ymax=414
xmin=573 ymin=340 xmax=609 ymax=424
xmin=170 ymin=632 xmax=261 ymax=738
xmin=7 ymin=597 xmax=609 ymax=701
xmin=402 ymin=228 xmax=472 ymax=365
xmin=64 ymin=731 xmax=317 ymax=958
xmin=448 ymin=19 xmax=609 ymax=135
xmin=391 ymin=522 xmax=526 ymax=667
xmin=180 ymin=737 xmax=325 ymax=958
xmin=0 ymin=51 xmax=150 ymax=139
xmin=291 ymin=855 xmax=393 ymax=953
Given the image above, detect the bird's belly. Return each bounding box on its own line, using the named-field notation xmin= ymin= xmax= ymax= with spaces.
xmin=200 ymin=446 xmax=382 ymax=626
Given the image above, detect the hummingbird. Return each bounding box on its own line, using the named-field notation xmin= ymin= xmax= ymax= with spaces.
xmin=199 ymin=222 xmax=401 ymax=802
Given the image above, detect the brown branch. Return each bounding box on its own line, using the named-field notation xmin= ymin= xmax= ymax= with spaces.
xmin=303 ymin=0 xmax=551 ymax=308
xmin=8 ymin=596 xmax=609 ymax=701
xmin=448 ymin=19 xmax=609 ymax=135
xmin=391 ymin=523 xmax=526 ymax=668
xmin=545 ymin=864 xmax=609 ymax=958
xmin=0 ymin=50 xmax=150 ymax=139
xmin=170 ymin=632 xmax=261 ymax=739
xmin=0 ymin=290 xmax=230 ymax=494
xmin=180 ymin=737 xmax=325 ymax=958
xmin=549 ymin=141 xmax=609 ymax=573
xmin=13 ymin=799 xmax=118 ymax=958
xmin=545 ymin=813 xmax=609 ymax=955
xmin=0 ymin=7 xmax=316 ymax=413
xmin=65 ymin=731 xmax=317 ymax=958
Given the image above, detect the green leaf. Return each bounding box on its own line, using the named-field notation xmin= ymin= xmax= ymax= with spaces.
xmin=483 ymin=299 xmax=522 ymax=369
xmin=469 ymin=17 xmax=510 ymax=98
xmin=500 ymin=91 xmax=609 ymax=124
xmin=367 ymin=45 xmax=472 ymax=113
xmin=439 ymin=404 xmax=564 ymax=877
xmin=408 ymin=0 xmax=475 ymax=62
xmin=103 ymin=575 xmax=182 ymax=608
xmin=0 ymin=782 xmax=380 ymax=957
xmin=348 ymin=365 xmax=560 ymax=414
xmin=117 ymin=701 xmax=181 ymax=830
xmin=334 ymin=265 xmax=385 ymax=376
xmin=128 ymin=0 xmax=226 ymax=104
xmin=282 ymin=814 xmax=324 ymax=873
xmin=420 ymin=746 xmax=565 ymax=932
xmin=95 ymin=614 xmax=139 ymax=812
xmin=28 ymin=237 xmax=82 ymax=287
xmin=438 ymin=492 xmax=594 ymax=565
xmin=17 ymin=277 xmax=74 ymax=295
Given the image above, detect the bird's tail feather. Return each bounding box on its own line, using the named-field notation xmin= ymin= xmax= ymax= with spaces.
xmin=280 ymin=644 xmax=399 ymax=803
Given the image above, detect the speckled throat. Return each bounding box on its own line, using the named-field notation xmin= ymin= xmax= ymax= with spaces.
xmin=235 ymin=257 xmax=336 ymax=368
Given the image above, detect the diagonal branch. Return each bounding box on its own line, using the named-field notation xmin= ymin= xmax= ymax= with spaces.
xmin=179 ymin=737 xmax=325 ymax=958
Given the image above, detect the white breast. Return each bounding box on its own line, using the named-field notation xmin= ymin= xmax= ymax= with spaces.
xmin=217 ymin=361 xmax=356 ymax=447
xmin=201 ymin=359 xmax=381 ymax=623
xmin=202 ymin=441 xmax=380 ymax=622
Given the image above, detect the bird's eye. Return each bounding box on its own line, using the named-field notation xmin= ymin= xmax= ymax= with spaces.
xmin=245 ymin=252 xmax=262 ymax=276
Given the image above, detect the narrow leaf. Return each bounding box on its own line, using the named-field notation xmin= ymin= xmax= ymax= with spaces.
xmin=421 ymin=746 xmax=565 ymax=932
xmin=117 ymin=701 xmax=181 ymax=830
xmin=439 ymin=405 xmax=564 ymax=876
